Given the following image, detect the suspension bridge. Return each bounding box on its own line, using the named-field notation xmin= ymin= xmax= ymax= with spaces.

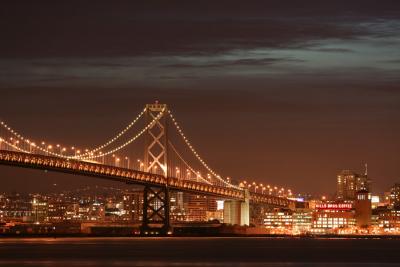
xmin=0 ymin=102 xmax=296 ymax=234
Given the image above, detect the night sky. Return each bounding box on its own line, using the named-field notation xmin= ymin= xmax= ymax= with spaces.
xmin=1 ymin=1 xmax=399 ymax=195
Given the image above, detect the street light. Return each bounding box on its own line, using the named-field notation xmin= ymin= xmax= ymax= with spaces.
xmin=30 ymin=142 xmax=36 ymax=153
xmin=125 ymin=157 xmax=130 ymax=168
xmin=137 ymin=159 xmax=143 ymax=171
xmin=47 ymin=145 xmax=53 ymax=155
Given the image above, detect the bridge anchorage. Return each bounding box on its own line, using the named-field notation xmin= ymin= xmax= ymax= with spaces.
xmin=0 ymin=102 xmax=297 ymax=236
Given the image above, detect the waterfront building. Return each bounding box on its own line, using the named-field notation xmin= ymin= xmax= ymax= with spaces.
xmin=264 ymin=208 xmax=293 ymax=231
xmin=372 ymin=206 xmax=400 ymax=233
xmin=311 ymin=202 xmax=355 ymax=234
xmin=292 ymin=208 xmax=312 ymax=233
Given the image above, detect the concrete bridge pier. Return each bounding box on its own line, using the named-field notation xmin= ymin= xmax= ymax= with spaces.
xmin=223 ymin=190 xmax=250 ymax=226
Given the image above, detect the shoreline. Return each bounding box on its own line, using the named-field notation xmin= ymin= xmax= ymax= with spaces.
xmin=1 ymin=233 xmax=400 ymax=239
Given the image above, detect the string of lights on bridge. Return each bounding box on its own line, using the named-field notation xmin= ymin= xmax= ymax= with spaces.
xmin=0 ymin=106 xmax=293 ymax=197
xmin=239 ymin=180 xmax=293 ymax=197
xmin=167 ymin=109 xmax=241 ymax=190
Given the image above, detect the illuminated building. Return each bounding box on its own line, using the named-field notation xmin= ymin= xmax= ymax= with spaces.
xmin=31 ymin=196 xmax=48 ymax=223
xmin=170 ymin=192 xmax=187 ymax=222
xmin=264 ymin=208 xmax=293 ymax=230
xmin=205 ymin=210 xmax=224 ymax=222
xmin=47 ymin=201 xmax=70 ymax=222
xmin=311 ymin=202 xmax=355 ymax=233
xmin=373 ymin=206 xmax=400 ymax=232
xmin=185 ymin=194 xmax=217 ymax=222
xmin=1 ymin=193 xmax=32 ymax=222
xmin=370 ymin=195 xmax=381 ymax=209
xmin=389 ymin=183 xmax=400 ymax=209
xmin=78 ymin=202 xmax=105 ymax=221
xmin=336 ymin=167 xmax=370 ymax=200
xmin=292 ymin=208 xmax=312 ymax=233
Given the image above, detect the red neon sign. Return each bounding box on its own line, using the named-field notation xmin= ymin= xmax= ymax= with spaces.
xmin=316 ymin=203 xmax=352 ymax=210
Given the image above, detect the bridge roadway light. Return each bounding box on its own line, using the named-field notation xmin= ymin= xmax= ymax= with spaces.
xmin=30 ymin=142 xmax=36 ymax=153
xmin=99 ymin=152 xmax=104 ymax=164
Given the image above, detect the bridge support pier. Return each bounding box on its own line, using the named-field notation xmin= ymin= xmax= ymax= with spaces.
xmin=223 ymin=190 xmax=250 ymax=226
xmin=140 ymin=185 xmax=170 ymax=235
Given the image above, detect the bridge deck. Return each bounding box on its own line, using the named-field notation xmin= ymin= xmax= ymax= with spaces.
xmin=0 ymin=150 xmax=294 ymax=207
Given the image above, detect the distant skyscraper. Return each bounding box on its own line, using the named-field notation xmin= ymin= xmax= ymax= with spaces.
xmin=337 ymin=166 xmax=371 ymax=200
xmin=389 ymin=183 xmax=400 ymax=209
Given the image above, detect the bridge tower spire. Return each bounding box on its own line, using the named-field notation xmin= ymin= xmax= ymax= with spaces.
xmin=141 ymin=102 xmax=170 ymax=235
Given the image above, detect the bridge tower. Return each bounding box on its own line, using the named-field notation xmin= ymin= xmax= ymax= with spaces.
xmin=141 ymin=102 xmax=170 ymax=235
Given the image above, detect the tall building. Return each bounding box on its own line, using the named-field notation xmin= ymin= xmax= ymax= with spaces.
xmin=354 ymin=190 xmax=372 ymax=228
xmin=389 ymin=183 xmax=400 ymax=209
xmin=337 ymin=166 xmax=371 ymax=200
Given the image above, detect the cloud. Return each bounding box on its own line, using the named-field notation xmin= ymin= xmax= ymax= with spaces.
xmin=311 ymin=48 xmax=354 ymax=53
xmin=163 ymin=57 xmax=304 ymax=69
xmin=382 ymin=59 xmax=400 ymax=63
xmin=2 ymin=1 xmax=392 ymax=58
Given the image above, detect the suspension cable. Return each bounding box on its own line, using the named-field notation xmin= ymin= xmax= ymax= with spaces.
xmin=167 ymin=109 xmax=241 ymax=189
xmin=0 ymin=107 xmax=146 ymax=159
xmin=168 ymin=140 xmax=212 ymax=185
xmin=77 ymin=107 xmax=146 ymax=158
xmin=80 ymin=108 xmax=165 ymax=160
